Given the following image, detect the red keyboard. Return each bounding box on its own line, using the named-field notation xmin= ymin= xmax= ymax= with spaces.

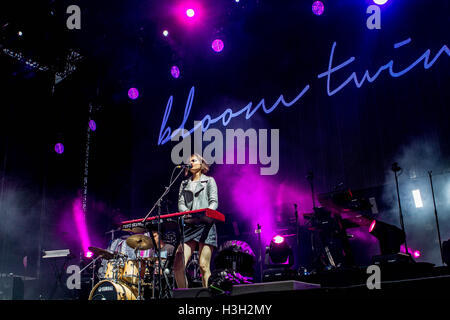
xmin=121 ymin=208 xmax=225 ymax=232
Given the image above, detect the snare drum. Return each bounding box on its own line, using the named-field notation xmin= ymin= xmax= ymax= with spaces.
xmin=121 ymin=260 xmax=146 ymax=286
xmin=88 ymin=280 xmax=136 ymax=300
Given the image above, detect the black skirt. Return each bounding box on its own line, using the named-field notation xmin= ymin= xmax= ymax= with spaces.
xmin=182 ymin=223 xmax=217 ymax=248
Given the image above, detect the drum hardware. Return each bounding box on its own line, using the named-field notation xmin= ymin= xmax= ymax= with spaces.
xmin=80 ymin=253 xmax=102 ymax=290
xmin=138 ymin=165 xmax=186 ymax=298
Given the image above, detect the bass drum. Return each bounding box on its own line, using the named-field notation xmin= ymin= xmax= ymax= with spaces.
xmin=88 ymin=280 xmax=137 ymax=300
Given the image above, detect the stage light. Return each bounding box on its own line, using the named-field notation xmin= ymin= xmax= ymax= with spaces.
xmin=272 ymin=235 xmax=285 ymax=244
xmin=413 ymin=250 xmax=421 ymax=258
xmin=412 ymin=189 xmax=423 ymax=208
xmin=163 ymin=30 xmax=169 ymax=37
xmin=186 ymin=9 xmax=195 ymax=18
xmin=312 ymin=1 xmax=324 ymax=16
xmin=369 ymin=220 xmax=406 ymax=255
xmin=267 ymin=235 xmax=292 ymax=265
xmin=128 ymin=87 xmax=139 ymax=100
xmin=18 ymin=31 xmax=23 ymax=36
xmin=89 ymin=120 xmax=96 ymax=131
xmin=369 ymin=220 xmax=376 ymax=233
xmin=374 ymin=0 xmax=388 ymax=5
xmin=85 ymin=251 xmax=93 ymax=258
xmin=171 ymin=65 xmax=180 ymax=78
xmin=212 ymin=39 xmax=224 ymax=53
xmin=54 ymin=143 xmax=64 ymax=154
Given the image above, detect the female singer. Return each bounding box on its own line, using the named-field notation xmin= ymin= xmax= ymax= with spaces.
xmin=174 ymin=154 xmax=218 ymax=288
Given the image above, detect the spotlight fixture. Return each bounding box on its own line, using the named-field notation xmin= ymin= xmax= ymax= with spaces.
xmin=312 ymin=1 xmax=324 ymax=16
xmin=211 ymin=39 xmax=224 ymax=53
xmin=369 ymin=220 xmax=406 ymax=255
xmin=266 ymin=235 xmax=293 ymax=266
xmin=162 ymin=30 xmax=169 ymax=37
xmin=89 ymin=120 xmax=96 ymax=131
xmin=128 ymin=87 xmax=139 ymax=100
xmin=186 ymin=9 xmax=195 ymax=18
xmin=54 ymin=143 xmax=64 ymax=154
xmin=412 ymin=189 xmax=423 ymax=208
xmin=171 ymin=65 xmax=180 ymax=78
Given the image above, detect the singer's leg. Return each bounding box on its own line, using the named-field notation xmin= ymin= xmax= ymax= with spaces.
xmin=198 ymin=243 xmax=214 ymax=288
xmin=174 ymin=240 xmax=195 ymax=288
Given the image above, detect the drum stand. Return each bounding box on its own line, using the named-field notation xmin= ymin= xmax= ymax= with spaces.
xmin=79 ymin=255 xmax=103 ymax=290
xmin=139 ymin=166 xmax=185 ymax=299
xmin=133 ymin=248 xmax=144 ymax=300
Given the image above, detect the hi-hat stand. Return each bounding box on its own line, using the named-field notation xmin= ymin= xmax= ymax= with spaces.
xmin=428 ymin=171 xmax=444 ymax=265
xmin=392 ymin=162 xmax=409 ymax=255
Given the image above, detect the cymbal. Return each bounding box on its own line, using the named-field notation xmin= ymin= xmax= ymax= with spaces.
xmin=88 ymin=246 xmax=115 ymax=260
xmin=126 ymin=234 xmax=153 ymax=250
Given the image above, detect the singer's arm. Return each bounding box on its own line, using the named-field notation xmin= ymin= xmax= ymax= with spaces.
xmin=178 ymin=182 xmax=189 ymax=212
xmin=206 ymin=177 xmax=218 ymax=210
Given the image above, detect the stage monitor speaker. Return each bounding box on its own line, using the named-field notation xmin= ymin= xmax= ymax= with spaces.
xmin=0 ymin=275 xmax=24 ymax=300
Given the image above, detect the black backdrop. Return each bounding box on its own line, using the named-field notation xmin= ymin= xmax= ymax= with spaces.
xmin=0 ymin=0 xmax=449 ymax=295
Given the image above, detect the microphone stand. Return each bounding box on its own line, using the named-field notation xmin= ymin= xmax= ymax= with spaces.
xmin=140 ymin=166 xmax=186 ymax=298
xmin=392 ymin=162 xmax=409 ymax=255
xmin=428 ymin=171 xmax=444 ymax=265
xmin=79 ymin=255 xmax=103 ymax=290
xmin=306 ymin=171 xmax=316 ymax=209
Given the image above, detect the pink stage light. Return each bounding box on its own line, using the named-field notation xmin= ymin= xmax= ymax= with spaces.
xmin=89 ymin=120 xmax=96 ymax=131
xmin=128 ymin=87 xmax=139 ymax=100
xmin=85 ymin=251 xmax=93 ymax=258
xmin=212 ymin=39 xmax=224 ymax=53
xmin=312 ymin=1 xmax=324 ymax=16
xmin=73 ymin=197 xmax=91 ymax=259
xmin=400 ymin=245 xmax=421 ymax=258
xmin=186 ymin=9 xmax=195 ymax=18
xmin=171 ymin=66 xmax=180 ymax=78
xmin=369 ymin=220 xmax=377 ymax=233
xmin=54 ymin=143 xmax=64 ymax=154
xmin=273 ymin=235 xmax=285 ymax=244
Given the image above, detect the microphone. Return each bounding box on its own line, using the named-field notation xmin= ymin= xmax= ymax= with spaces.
xmin=176 ymin=164 xmax=192 ymax=169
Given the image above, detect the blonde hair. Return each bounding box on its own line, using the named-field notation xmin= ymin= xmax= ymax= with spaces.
xmin=185 ymin=153 xmax=210 ymax=176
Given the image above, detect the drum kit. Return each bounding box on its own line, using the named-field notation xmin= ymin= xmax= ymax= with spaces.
xmin=87 ymin=234 xmax=163 ymax=300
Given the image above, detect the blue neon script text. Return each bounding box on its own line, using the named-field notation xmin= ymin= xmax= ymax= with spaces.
xmin=158 ymin=38 xmax=449 ymax=146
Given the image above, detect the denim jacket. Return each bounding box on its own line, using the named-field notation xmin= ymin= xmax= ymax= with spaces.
xmin=178 ymin=174 xmax=218 ymax=212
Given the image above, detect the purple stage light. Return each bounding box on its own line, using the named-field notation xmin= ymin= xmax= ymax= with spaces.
xmin=273 ymin=235 xmax=285 ymax=244
xmin=85 ymin=251 xmax=93 ymax=258
xmin=163 ymin=30 xmax=169 ymax=37
xmin=128 ymin=87 xmax=139 ymax=100
xmin=186 ymin=9 xmax=195 ymax=17
xmin=312 ymin=1 xmax=324 ymax=16
xmin=54 ymin=143 xmax=64 ymax=154
xmin=73 ymin=197 xmax=91 ymax=260
xmin=89 ymin=120 xmax=96 ymax=131
xmin=212 ymin=39 xmax=224 ymax=53
xmin=413 ymin=250 xmax=421 ymax=258
xmin=171 ymin=66 xmax=180 ymax=78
